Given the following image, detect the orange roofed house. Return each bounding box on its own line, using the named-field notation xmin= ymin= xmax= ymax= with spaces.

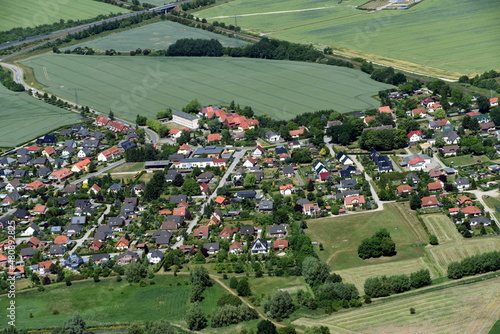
xmin=49 ymin=168 xmax=73 ymax=182
xmin=71 ymin=159 xmax=92 ymax=173
xmin=421 ymin=196 xmax=439 ymax=208
xmin=98 ymin=146 xmax=124 ymax=162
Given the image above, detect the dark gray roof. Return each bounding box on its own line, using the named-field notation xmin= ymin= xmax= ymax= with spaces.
xmin=49 ymin=244 xmax=65 ymax=255
xmin=203 ymin=242 xmax=220 ymax=251
xmin=173 ymin=110 xmax=200 ymax=121
xmin=240 ymin=226 xmax=255 ymax=235
xmin=258 ymin=200 xmax=274 ymax=210
xmin=170 ymin=195 xmax=188 ymax=204
xmin=269 ymin=224 xmax=287 ymax=235
xmin=92 ymin=253 xmax=110 ymax=262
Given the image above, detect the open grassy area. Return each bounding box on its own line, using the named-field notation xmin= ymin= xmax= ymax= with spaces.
xmin=0 ymin=0 xmax=128 ymax=31
xmin=195 ymin=0 xmax=500 ymax=77
xmin=20 ymin=54 xmax=393 ymax=121
xmin=307 ymin=202 xmax=428 ymax=271
xmin=0 ymin=80 xmax=81 ymax=147
xmin=490 ymin=320 xmax=500 ymax=334
xmin=441 ymin=154 xmax=490 ymax=167
xmin=64 ymin=21 xmax=250 ymax=52
xmin=293 ymin=276 xmax=500 ymax=334
xmin=422 ymin=214 xmax=462 ymax=244
xmin=0 ymin=274 xmax=227 ymax=330
xmin=483 ymin=195 xmax=500 ymax=223
xmin=107 ymin=162 xmax=145 ymax=173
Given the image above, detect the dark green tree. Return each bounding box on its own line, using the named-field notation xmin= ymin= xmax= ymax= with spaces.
xmin=257 ymin=320 xmax=277 ymax=334
xmin=186 ymin=303 xmax=207 ymax=331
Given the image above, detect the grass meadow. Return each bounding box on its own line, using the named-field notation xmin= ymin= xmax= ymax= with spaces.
xmin=0 ymin=81 xmax=81 ymax=147
xmin=0 ymin=274 xmax=227 ymax=330
xmin=483 ymin=196 xmax=500 ymax=223
xmin=0 ymin=0 xmax=128 ymax=31
xmin=20 ymin=54 xmax=393 ymax=121
xmin=293 ymin=277 xmax=500 ymax=334
xmin=63 ymin=21 xmax=250 ymax=52
xmin=196 ymin=0 xmax=500 ymax=77
xmin=441 ymin=154 xmax=491 ymax=167
xmin=421 ymin=214 xmax=462 ymax=243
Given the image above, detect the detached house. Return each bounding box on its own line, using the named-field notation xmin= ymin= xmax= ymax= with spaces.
xmin=454 ymin=177 xmax=470 ymax=191
xmin=407 ymin=130 xmax=423 ymax=142
xmin=421 ymin=196 xmax=439 ymax=208
xmin=265 ymin=131 xmax=280 ymax=142
xmin=49 ymin=168 xmax=73 ymax=182
xmin=344 ymin=195 xmax=365 ymax=208
xmin=303 ymin=203 xmax=321 ymax=216
xmin=251 ymin=238 xmax=269 ymax=254
xmin=98 ymin=146 xmax=124 ymax=162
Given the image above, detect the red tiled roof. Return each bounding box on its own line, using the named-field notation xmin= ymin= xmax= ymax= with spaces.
xmin=378 ymin=106 xmax=393 ymax=113
xmin=407 ymin=130 xmax=422 ymax=139
xmin=461 ymin=206 xmax=481 ymax=215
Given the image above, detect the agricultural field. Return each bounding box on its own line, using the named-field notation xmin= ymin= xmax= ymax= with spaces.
xmin=425 ymin=237 xmax=500 ymax=276
xmin=421 ymin=214 xmax=462 ymax=244
xmin=0 ymin=0 xmax=128 ymax=31
xmin=293 ymin=277 xmax=500 ymax=334
xmin=0 ymin=274 xmax=226 ymax=330
xmin=19 ymin=54 xmax=393 ymax=121
xmin=307 ymin=202 xmax=428 ymax=271
xmin=0 ymin=80 xmax=81 ymax=148
xmin=195 ymin=0 xmax=500 ymax=77
xmin=63 ymin=21 xmax=250 ymax=52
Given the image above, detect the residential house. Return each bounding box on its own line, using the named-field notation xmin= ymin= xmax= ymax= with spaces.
xmin=337 ymin=152 xmax=354 ymax=165
xmin=344 ymin=195 xmax=365 ymax=208
xmin=265 ymin=131 xmax=280 ymax=142
xmin=396 ymin=184 xmax=412 ymax=195
xmin=207 ymin=133 xmax=222 ymax=143
xmin=480 ymin=122 xmax=496 ymax=132
xmin=489 ymin=97 xmax=498 ymax=107
xmin=89 ymin=239 xmax=103 ymax=251
xmin=470 ymin=216 xmax=491 ymax=227
xmin=64 ymin=254 xmax=84 ymax=269
xmin=64 ymin=224 xmax=83 ymax=236
xmin=429 ymin=119 xmax=451 ymax=130
xmin=20 ymin=247 xmax=35 ymax=259
xmin=273 ymin=240 xmax=289 ymax=251
xmin=49 ymin=244 xmax=66 ymax=256
xmin=109 ymin=121 xmax=129 ymax=133
xmin=116 ymin=251 xmax=139 ymax=265
xmin=282 ymin=165 xmax=295 ymax=177
xmin=26 ymin=180 xmax=45 ymax=191
xmin=92 ymin=253 xmax=111 ymax=264
xmin=269 ymin=224 xmax=287 ymax=238
xmin=251 ymin=239 xmax=269 ymax=254
xmin=442 ymin=145 xmax=459 ymax=156
xmin=303 ymin=203 xmax=321 ymax=216
xmin=97 ymin=146 xmax=124 ymax=162
xmin=49 ymin=168 xmax=73 ymax=182
xmin=435 ymin=131 xmax=460 ymax=145
xmin=427 ymin=181 xmax=443 ymax=192
xmin=235 ymin=191 xmax=257 ymax=199
xmin=193 ymin=226 xmax=209 ymax=239
xmin=33 ymin=204 xmax=47 ymax=215
xmin=240 ymin=226 xmax=256 ymax=236
xmin=454 ymin=177 xmax=470 ymax=191
xmin=229 ymin=241 xmax=243 ymax=254
xmin=71 ymin=159 xmax=91 ymax=173
xmin=374 ymin=155 xmax=393 ymax=173
xmin=252 ymin=145 xmax=265 ymax=158
xmin=312 ymin=160 xmax=328 ymax=174
xmin=428 ymin=168 xmax=443 ymax=179
xmin=115 ymin=237 xmax=130 ymax=250
xmin=461 ymin=206 xmax=481 ymax=217
xmin=21 ymin=223 xmax=40 ymax=237
xmin=279 ymin=184 xmax=294 ymax=196
xmin=258 ymin=200 xmax=274 ymax=212
xmin=203 ymin=242 xmax=220 ymax=255
xmin=147 ymin=249 xmax=164 ymax=264
xmin=421 ymin=196 xmax=439 ymax=208
xmin=2 ymin=191 xmax=21 ymax=205
xmin=338 ymin=179 xmax=357 ymax=191
xmin=406 ymin=156 xmax=426 ymax=171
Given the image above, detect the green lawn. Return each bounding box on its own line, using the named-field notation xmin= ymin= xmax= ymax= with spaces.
xmin=483 ymin=195 xmax=500 ymax=223
xmin=0 ymin=0 xmax=128 ymax=31
xmin=0 ymin=79 xmax=81 ymax=147
xmin=108 ymin=162 xmax=145 ymax=173
xmin=307 ymin=202 xmax=428 ymax=271
xmin=490 ymin=320 xmax=500 ymax=334
xmin=20 ymin=54 xmax=393 ymax=121
xmin=195 ymin=0 xmax=500 ymax=77
xmin=441 ymin=154 xmax=490 ymax=167
xmin=0 ymin=274 xmax=227 ymax=330
xmin=63 ymin=21 xmax=250 ymax=52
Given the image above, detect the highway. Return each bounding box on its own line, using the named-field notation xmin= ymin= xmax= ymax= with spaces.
xmin=0 ymin=0 xmax=195 ymax=60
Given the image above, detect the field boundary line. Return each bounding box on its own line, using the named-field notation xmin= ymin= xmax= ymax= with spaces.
xmin=206 ymin=6 xmax=353 ymax=19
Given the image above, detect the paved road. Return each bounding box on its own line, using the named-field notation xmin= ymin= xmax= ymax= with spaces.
xmin=468 ymin=189 xmax=500 ymax=224
xmin=0 ymin=62 xmax=159 ymax=145
xmin=294 ymin=170 xmax=305 ymax=186
xmin=172 ymin=148 xmax=249 ymax=249
xmin=68 ymin=204 xmax=111 ymax=255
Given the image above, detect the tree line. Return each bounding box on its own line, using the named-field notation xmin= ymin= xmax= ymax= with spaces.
xmin=364 ymin=269 xmax=432 ymax=298
xmin=358 ymin=229 xmax=396 ymax=259
xmin=447 ymin=251 xmax=500 ymax=279
xmin=0 ymin=66 xmax=24 ymax=91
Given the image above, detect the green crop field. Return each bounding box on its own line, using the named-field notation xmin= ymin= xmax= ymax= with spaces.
xmin=195 ymin=0 xmax=500 ymax=77
xmin=422 ymin=214 xmax=462 ymax=244
xmin=307 ymin=203 xmax=428 ymax=271
xmin=0 ymin=0 xmax=129 ymax=31
xmin=0 ymin=274 xmax=226 ymax=330
xmin=293 ymin=277 xmax=500 ymax=334
xmin=441 ymin=155 xmax=490 ymax=167
xmin=63 ymin=21 xmax=250 ymax=52
xmin=20 ymin=54 xmax=393 ymax=121
xmin=0 ymin=80 xmax=81 ymax=147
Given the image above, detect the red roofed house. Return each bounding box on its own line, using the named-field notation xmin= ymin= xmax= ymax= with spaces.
xmin=408 ymin=156 xmax=426 ymax=171
xmin=421 ymin=196 xmax=439 ymax=208
xmin=407 ymin=130 xmax=423 ymax=142
xmin=98 ymin=146 xmax=124 ymax=162
xmin=170 ymin=128 xmax=183 ymax=139
xmin=303 ymin=203 xmax=321 ymax=216
xmin=344 ymin=195 xmax=365 ymax=208
xmin=363 ymin=116 xmax=376 ymax=125
xmin=490 ymin=97 xmax=498 ymax=107
xmin=456 ymin=195 xmax=473 ymax=206
xmin=230 ymin=241 xmax=243 ymax=254
xmin=34 ymin=260 xmax=53 ymax=275
xmin=215 ymin=196 xmax=227 ymax=205
xmin=109 ymin=121 xmax=129 ymax=133
xmin=49 ymin=168 xmax=73 ymax=182
xmin=71 ymin=158 xmax=92 ymax=173
xmin=411 ymin=108 xmax=426 ymax=118
xmin=26 ymin=180 xmax=45 ymax=191
xmin=279 ymin=184 xmax=294 ymax=196
xmin=33 ymin=204 xmax=47 ymax=215
xmin=115 ymin=237 xmax=130 ymax=250
xmin=396 ymin=184 xmax=412 ymax=195
xmin=319 ymin=171 xmax=331 ymax=183
xmin=427 ymin=181 xmax=443 ymax=192
xmin=289 ymin=127 xmax=305 ymax=138
xmin=26 ymin=146 xmax=42 ymax=152
xmin=274 ymin=239 xmax=289 ymax=251
xmin=0 ymin=254 xmax=7 ymax=267
xmin=178 ymin=144 xmax=192 ymax=155
xmin=43 ymin=146 xmax=56 ymax=158
xmin=89 ymin=184 xmax=101 ymax=194
xmin=27 ymin=237 xmax=40 ymax=247
xmin=428 ymin=168 xmax=443 ymax=179
xmin=461 ymin=206 xmax=482 ymax=217
xmin=200 ymin=182 xmax=210 ymax=195
xmin=89 ymin=239 xmax=103 ymax=251
xmin=96 ymin=116 xmax=111 ymax=126
xmin=173 ymin=207 xmax=186 ymax=217
xmin=448 ymin=208 xmax=460 ymax=215
xmin=219 ymin=226 xmax=233 ymax=240
xmin=207 ymin=133 xmax=222 ymax=142
xmin=193 ymin=225 xmax=209 ymax=239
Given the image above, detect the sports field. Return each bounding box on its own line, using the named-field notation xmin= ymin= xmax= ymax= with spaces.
xmin=293 ymin=277 xmax=500 ymax=334
xmin=0 ymin=0 xmax=128 ymax=31
xmin=0 ymin=275 xmax=225 ymax=329
xmin=20 ymin=54 xmax=393 ymax=121
xmin=196 ymin=0 xmax=500 ymax=77
xmin=64 ymin=21 xmax=250 ymax=52
xmin=0 ymin=80 xmax=81 ymax=147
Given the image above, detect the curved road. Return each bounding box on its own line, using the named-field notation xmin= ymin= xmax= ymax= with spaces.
xmin=0 ymin=62 xmax=159 ymax=145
